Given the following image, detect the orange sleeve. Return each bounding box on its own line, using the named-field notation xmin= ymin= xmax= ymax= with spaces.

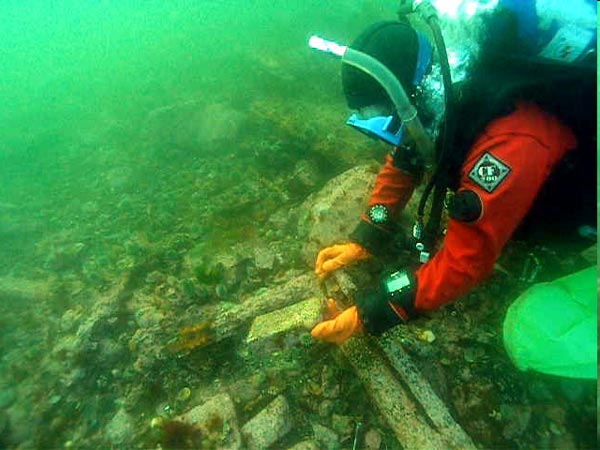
xmin=415 ymin=128 xmax=576 ymax=311
xmin=351 ymin=153 xmax=420 ymax=255
xmin=363 ymin=154 xmax=418 ymax=222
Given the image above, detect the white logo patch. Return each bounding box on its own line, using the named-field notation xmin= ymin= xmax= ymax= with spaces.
xmin=469 ymin=152 xmax=511 ymax=193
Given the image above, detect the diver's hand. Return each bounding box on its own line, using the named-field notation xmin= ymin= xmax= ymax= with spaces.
xmin=315 ymin=243 xmax=370 ymax=279
xmin=311 ymin=299 xmax=363 ymax=344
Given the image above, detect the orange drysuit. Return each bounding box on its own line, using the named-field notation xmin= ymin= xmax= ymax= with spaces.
xmin=359 ymin=101 xmax=577 ymax=312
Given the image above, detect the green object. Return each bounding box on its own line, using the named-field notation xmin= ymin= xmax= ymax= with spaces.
xmin=503 ymin=266 xmax=597 ymax=379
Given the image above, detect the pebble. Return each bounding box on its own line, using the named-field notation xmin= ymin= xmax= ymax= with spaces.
xmin=418 ymin=330 xmax=436 ymax=343
xmin=215 ymin=284 xmax=228 ymax=299
xmin=229 ymin=374 xmax=265 ymax=405
xmin=150 ymin=417 xmax=164 ymax=429
xmin=365 ymin=428 xmax=382 ymax=450
xmin=176 ymin=387 xmax=191 ymax=402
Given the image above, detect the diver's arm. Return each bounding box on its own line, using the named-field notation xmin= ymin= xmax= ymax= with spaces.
xmin=350 ymin=152 xmax=420 ymax=255
xmin=314 ymin=109 xmax=578 ymax=340
xmin=415 ymin=133 xmax=574 ymax=311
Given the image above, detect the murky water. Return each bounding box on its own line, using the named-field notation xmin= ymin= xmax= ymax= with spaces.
xmin=0 ymin=1 xmax=596 ymax=449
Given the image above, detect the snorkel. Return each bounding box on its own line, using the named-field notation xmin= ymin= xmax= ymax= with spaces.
xmin=309 ymin=0 xmax=456 ymax=261
xmin=308 ymin=35 xmax=436 ymax=170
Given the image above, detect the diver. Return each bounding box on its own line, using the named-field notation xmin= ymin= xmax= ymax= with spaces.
xmin=308 ymin=0 xmax=597 ymax=370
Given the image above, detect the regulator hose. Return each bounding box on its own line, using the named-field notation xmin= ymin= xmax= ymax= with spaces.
xmin=404 ymin=1 xmax=456 ymax=252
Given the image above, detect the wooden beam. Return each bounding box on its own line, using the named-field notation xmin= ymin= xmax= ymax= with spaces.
xmin=170 ymin=272 xmax=321 ymax=351
xmin=331 ymin=271 xmax=476 ymax=449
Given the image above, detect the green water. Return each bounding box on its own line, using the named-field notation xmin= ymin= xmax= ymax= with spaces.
xmin=0 ymin=2 xmax=397 ymax=448
xmin=0 ymin=2 xmax=596 ymax=449
xmin=0 ymin=1 xmax=392 ymax=276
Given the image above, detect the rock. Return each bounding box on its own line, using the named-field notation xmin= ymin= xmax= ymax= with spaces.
xmin=417 ymin=329 xmax=436 ymax=343
xmin=286 ymin=440 xmax=320 ymax=450
xmin=266 ymin=208 xmax=298 ymax=236
xmin=293 ymin=159 xmax=320 ymax=189
xmin=98 ymin=337 xmax=126 ymax=367
xmin=185 ymin=241 xmax=264 ymax=291
xmin=549 ymin=430 xmax=577 ymax=449
xmin=106 ymin=408 xmax=134 ymax=447
xmin=245 ymin=297 xmax=322 ymax=343
xmin=146 ymin=100 xmax=244 ymax=150
xmin=463 ymin=346 xmax=485 ymax=363
xmin=544 ymin=405 xmax=566 ymax=427
xmin=527 ymin=380 xmax=554 ymax=401
xmin=331 ymin=414 xmax=354 ymax=440
xmin=297 ymin=163 xmax=426 ymax=264
xmin=297 ymin=165 xmax=376 ymax=264
xmin=176 ymin=387 xmax=191 ymax=403
xmin=253 ymin=245 xmax=278 ymax=272
xmin=318 ymin=400 xmax=335 ymax=418
xmin=204 ymin=272 xmax=319 ymax=347
xmin=558 ymin=377 xmax=592 ymax=402
xmin=228 ymin=374 xmax=266 ymax=406
xmin=178 ymin=393 xmax=241 ymax=450
xmin=197 ymin=103 xmax=245 ymax=144
xmin=0 ymin=276 xmax=52 ymax=304
xmin=311 ymin=423 xmax=339 ymax=450
xmin=241 ymin=395 xmax=292 ymax=449
xmin=321 ymin=365 xmax=341 ymax=400
xmin=365 ymin=428 xmax=382 ymax=450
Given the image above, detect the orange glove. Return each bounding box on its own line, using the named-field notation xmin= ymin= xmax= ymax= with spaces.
xmin=311 ymin=299 xmax=363 ymax=344
xmin=315 ymin=243 xmax=370 ymax=279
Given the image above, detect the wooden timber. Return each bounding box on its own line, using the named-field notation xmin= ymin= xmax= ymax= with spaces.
xmin=189 ymin=269 xmax=475 ymax=448
xmin=331 ymin=271 xmax=476 ymax=449
xmin=208 ymin=271 xmax=320 ymax=344
xmin=341 ymin=336 xmax=474 ymax=449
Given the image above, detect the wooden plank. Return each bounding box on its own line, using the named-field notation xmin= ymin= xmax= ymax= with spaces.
xmin=246 ymin=297 xmax=322 ymax=343
xmin=378 ymin=332 xmax=476 ymax=448
xmin=169 ymin=272 xmax=321 ymax=351
xmin=173 ymin=269 xmax=475 ymax=448
xmin=211 ymin=272 xmax=319 ymax=342
xmin=341 ymin=336 xmax=458 ymax=449
xmin=331 ymin=271 xmax=476 ymax=449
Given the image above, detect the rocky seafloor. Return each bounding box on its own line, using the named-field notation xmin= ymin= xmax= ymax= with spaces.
xmin=0 ymin=61 xmax=596 ymax=449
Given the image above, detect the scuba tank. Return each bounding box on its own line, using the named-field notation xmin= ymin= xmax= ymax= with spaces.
xmin=485 ymin=0 xmax=597 ymax=67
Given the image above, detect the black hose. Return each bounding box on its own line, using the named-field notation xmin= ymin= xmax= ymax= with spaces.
xmin=413 ymin=3 xmax=456 ymax=250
